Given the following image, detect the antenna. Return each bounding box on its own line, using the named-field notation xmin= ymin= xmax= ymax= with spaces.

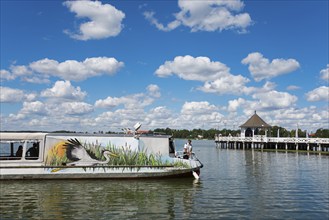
xmin=134 ymin=122 xmax=142 ymax=131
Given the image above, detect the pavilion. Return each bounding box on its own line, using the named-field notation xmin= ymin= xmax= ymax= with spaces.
xmin=240 ymin=111 xmax=271 ymax=137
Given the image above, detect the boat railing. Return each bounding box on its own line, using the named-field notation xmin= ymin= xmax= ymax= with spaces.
xmin=215 ymin=135 xmax=329 ymax=144
xmin=175 ymin=151 xmax=198 ymax=160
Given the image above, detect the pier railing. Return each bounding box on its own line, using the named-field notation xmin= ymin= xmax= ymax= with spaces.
xmin=214 ymin=135 xmax=329 ymax=151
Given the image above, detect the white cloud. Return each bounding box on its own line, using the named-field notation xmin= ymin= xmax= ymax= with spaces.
xmin=10 ymin=65 xmax=32 ymax=77
xmin=198 ymin=74 xmax=250 ymax=95
xmin=95 ymin=85 xmax=159 ymax=109
xmin=147 ymin=84 xmax=161 ymax=98
xmin=22 ymin=76 xmax=50 ymax=84
xmin=286 ymin=85 xmax=300 ymax=91
xmin=61 ymin=102 xmax=94 ymax=115
xmin=1 ymin=65 xmax=32 ymax=81
xmin=266 ymin=107 xmax=329 ymax=131
xmin=145 ymin=106 xmax=176 ymax=127
xmin=143 ymin=11 xmax=181 ymax=32
xmin=63 ymin=0 xmax=125 ymax=40
xmin=179 ymin=101 xmax=223 ymax=129
xmin=242 ymin=52 xmax=300 ymax=81
xmin=252 ymin=90 xmax=298 ymax=109
xmin=156 ymin=55 xmax=268 ymax=96
xmin=1 ymin=57 xmax=123 ymax=83
xmin=148 ymin=106 xmax=173 ymax=119
xmin=0 ymin=70 xmax=15 ymax=81
xmin=94 ymin=108 xmax=146 ymax=129
xmin=181 ymin=101 xmax=218 ymax=115
xmin=144 ymin=0 xmax=252 ymax=33
xmin=226 ymin=89 xmax=298 ymax=113
xmin=41 ymin=80 xmax=87 ymax=101
xmin=228 ymin=98 xmax=245 ymax=112
xmin=0 ymin=87 xmax=36 ymax=103
xmin=0 ymin=87 xmax=25 ymax=103
xmin=20 ymin=101 xmax=48 ymax=115
xmin=305 ymin=86 xmax=329 ymax=102
xmin=155 ymin=55 xmax=231 ymax=81
xmin=320 ymin=64 xmax=329 ymax=81
xmin=30 ymin=57 xmax=124 ymax=81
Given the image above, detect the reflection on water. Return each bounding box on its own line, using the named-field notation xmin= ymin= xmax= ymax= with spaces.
xmin=1 ymin=178 xmax=202 ymax=220
xmin=1 ymin=140 xmax=328 ymax=219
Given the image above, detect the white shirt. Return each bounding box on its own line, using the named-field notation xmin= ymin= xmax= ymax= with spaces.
xmin=184 ymin=142 xmax=192 ymax=154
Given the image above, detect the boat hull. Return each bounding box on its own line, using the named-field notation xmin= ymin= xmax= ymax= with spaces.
xmin=0 ymin=166 xmax=201 ymax=180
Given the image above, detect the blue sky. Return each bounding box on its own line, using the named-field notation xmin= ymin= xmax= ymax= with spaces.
xmin=1 ymin=0 xmax=328 ymax=133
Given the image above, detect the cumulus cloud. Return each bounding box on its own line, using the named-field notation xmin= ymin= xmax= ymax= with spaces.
xmin=61 ymin=102 xmax=94 ymax=115
xmin=144 ymin=0 xmax=252 ymax=33
xmin=147 ymin=84 xmax=161 ymax=98
xmin=41 ymin=80 xmax=87 ymax=101
xmin=95 ymin=85 xmax=159 ymax=109
xmin=305 ymin=86 xmax=329 ymax=102
xmin=0 ymin=87 xmax=36 ymax=103
xmin=262 ymin=106 xmax=329 ymax=131
xmin=228 ymin=98 xmax=245 ymax=112
xmin=320 ymin=64 xmax=329 ymax=81
xmin=18 ymin=101 xmax=48 ymax=116
xmin=1 ymin=57 xmax=123 ymax=83
xmin=198 ymin=74 xmax=250 ymax=95
xmin=0 ymin=70 xmax=15 ymax=81
xmin=227 ymin=89 xmax=298 ymax=113
xmin=252 ymin=90 xmax=298 ymax=109
xmin=155 ymin=55 xmax=254 ymax=96
xmin=242 ymin=52 xmax=300 ymax=81
xmin=10 ymin=65 xmax=32 ymax=77
xmin=64 ymin=0 xmax=125 ymax=40
xmin=181 ymin=101 xmax=218 ymax=114
xmin=30 ymin=57 xmax=124 ymax=81
xmin=155 ymin=55 xmax=231 ymax=81
xmin=0 ymin=87 xmax=26 ymax=103
xmin=179 ymin=101 xmax=223 ymax=128
xmin=145 ymin=106 xmax=176 ymax=127
xmin=7 ymin=99 xmax=94 ymax=130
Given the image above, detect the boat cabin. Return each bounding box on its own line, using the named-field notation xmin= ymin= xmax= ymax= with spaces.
xmin=0 ymin=133 xmax=176 ymax=163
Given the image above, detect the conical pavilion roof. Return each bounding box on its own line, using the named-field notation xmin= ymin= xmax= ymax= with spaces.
xmin=240 ymin=111 xmax=271 ymax=128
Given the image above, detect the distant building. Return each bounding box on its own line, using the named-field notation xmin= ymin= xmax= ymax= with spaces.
xmin=240 ymin=111 xmax=271 ymax=137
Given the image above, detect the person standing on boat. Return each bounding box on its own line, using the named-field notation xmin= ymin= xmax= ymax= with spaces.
xmin=183 ymin=139 xmax=192 ymax=159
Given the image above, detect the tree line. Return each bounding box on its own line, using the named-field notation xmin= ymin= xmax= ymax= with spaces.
xmin=150 ymin=126 xmax=329 ymax=139
xmin=33 ymin=126 xmax=329 ymax=139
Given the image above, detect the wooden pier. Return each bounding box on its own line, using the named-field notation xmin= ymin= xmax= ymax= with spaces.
xmin=215 ymin=135 xmax=329 ymax=152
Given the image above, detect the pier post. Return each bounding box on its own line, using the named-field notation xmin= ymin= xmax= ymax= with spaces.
xmin=285 ymin=143 xmax=288 ymax=150
xmin=318 ymin=144 xmax=321 ymax=151
xmin=296 ymin=143 xmax=298 ymax=151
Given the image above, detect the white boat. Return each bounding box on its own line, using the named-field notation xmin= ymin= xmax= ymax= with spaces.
xmin=0 ymin=132 xmax=203 ymax=180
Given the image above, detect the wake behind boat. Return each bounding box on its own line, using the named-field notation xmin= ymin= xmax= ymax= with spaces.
xmin=0 ymin=130 xmax=203 ymax=180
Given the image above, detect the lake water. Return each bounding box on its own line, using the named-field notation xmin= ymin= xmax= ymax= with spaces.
xmin=1 ymin=139 xmax=328 ymax=219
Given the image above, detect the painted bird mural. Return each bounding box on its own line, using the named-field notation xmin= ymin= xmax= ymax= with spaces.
xmin=63 ymin=138 xmax=117 ymax=166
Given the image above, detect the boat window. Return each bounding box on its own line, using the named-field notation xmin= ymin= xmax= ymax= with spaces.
xmin=0 ymin=140 xmax=40 ymax=160
xmin=0 ymin=141 xmax=24 ymax=160
xmin=25 ymin=142 xmax=40 ymax=160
